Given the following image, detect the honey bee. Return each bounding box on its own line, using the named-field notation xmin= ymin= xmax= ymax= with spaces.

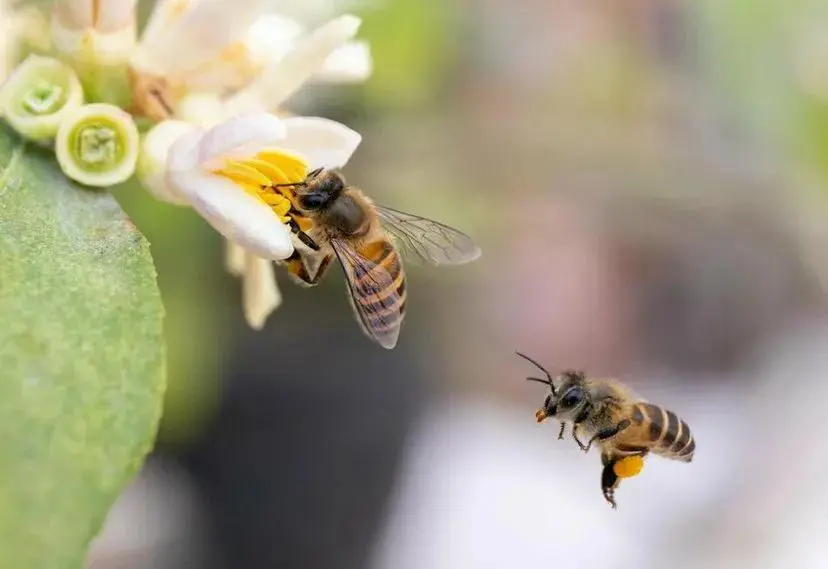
xmin=270 ymin=168 xmax=481 ymax=349
xmin=516 ymin=352 xmax=695 ymax=508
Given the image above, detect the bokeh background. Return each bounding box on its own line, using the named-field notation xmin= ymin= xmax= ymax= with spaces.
xmin=84 ymin=0 xmax=828 ymax=567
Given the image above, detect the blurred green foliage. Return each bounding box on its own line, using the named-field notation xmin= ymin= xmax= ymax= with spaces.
xmin=695 ymin=0 xmax=828 ymax=186
xmin=358 ymin=0 xmax=458 ymax=109
xmin=112 ymin=183 xmax=224 ymax=445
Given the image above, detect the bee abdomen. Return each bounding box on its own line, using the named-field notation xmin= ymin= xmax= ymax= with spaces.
xmin=353 ymin=240 xmax=407 ymax=333
xmin=634 ymin=403 xmax=695 ymax=463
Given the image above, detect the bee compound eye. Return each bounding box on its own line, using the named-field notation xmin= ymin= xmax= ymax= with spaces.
xmin=300 ymin=192 xmax=327 ymax=210
xmin=561 ymin=387 xmax=583 ymax=408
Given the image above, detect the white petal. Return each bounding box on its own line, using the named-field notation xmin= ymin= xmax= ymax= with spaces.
xmin=134 ymin=0 xmax=265 ymax=76
xmin=173 ymin=167 xmax=294 ymax=259
xmin=281 ymin=116 xmax=361 ymax=169
xmin=167 ymin=130 xmax=294 ymax=259
xmin=242 ymin=252 xmax=281 ymax=329
xmin=244 ymin=13 xmax=303 ymax=65
xmin=137 ymin=119 xmax=197 ymax=204
xmin=225 ymin=239 xmax=246 ymax=276
xmin=316 ymin=40 xmax=372 ymax=83
xmin=52 ymin=0 xmax=94 ymax=30
xmin=196 ymin=112 xmax=289 ymax=165
xmin=52 ymin=0 xmax=137 ymax=32
xmin=96 ymin=0 xmax=139 ymax=32
xmin=165 ymin=126 xmax=204 ymax=172
xmin=51 ymin=2 xmax=137 ymax=66
xmin=225 ymin=14 xmax=361 ymax=113
xmin=174 ymin=92 xmax=228 ymax=128
xmin=260 ymin=0 xmax=373 ymax=22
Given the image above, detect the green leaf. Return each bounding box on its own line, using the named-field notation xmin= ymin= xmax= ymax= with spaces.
xmin=0 ymin=124 xmax=166 ymax=568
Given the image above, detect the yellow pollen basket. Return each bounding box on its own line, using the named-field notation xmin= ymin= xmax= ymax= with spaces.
xmin=213 ymin=149 xmax=309 ymax=222
xmin=613 ymin=455 xmax=644 ymax=479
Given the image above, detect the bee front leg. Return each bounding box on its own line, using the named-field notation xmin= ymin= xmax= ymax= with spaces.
xmin=558 ymin=422 xmax=566 ymax=440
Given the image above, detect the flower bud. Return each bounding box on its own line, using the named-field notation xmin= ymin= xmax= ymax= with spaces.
xmin=55 ymin=103 xmax=140 ymax=187
xmin=0 ymin=55 xmax=84 ymax=142
xmin=50 ymin=0 xmax=138 ymax=106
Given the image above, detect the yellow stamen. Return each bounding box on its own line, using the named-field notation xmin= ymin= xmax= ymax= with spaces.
xmin=613 ymin=455 xmax=644 ymax=479
xmin=212 ymin=148 xmax=309 ymax=222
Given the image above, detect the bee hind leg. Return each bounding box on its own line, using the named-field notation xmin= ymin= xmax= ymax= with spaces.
xmin=285 ymin=252 xmax=334 ymax=286
xmin=601 ymin=462 xmax=620 ymax=509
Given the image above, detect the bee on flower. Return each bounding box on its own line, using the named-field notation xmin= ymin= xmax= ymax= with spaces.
xmin=161 ymin=112 xmax=480 ymax=347
xmin=0 ymin=0 xmax=481 ymax=343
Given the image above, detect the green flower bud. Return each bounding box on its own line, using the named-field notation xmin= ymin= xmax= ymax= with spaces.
xmin=0 ymin=55 xmax=84 ymax=142
xmin=55 ymin=103 xmax=140 ymax=187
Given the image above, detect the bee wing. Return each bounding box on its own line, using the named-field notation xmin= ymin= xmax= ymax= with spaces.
xmin=331 ymin=238 xmax=403 ymax=349
xmin=375 ymin=206 xmax=481 ymax=266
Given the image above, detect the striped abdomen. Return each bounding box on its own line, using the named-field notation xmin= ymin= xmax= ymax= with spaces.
xmin=631 ymin=403 xmax=695 ymax=462
xmin=339 ymin=238 xmax=407 ymax=349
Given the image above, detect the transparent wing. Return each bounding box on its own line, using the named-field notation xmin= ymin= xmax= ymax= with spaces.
xmin=331 ymin=239 xmax=403 ymax=349
xmin=375 ymin=206 xmax=481 ymax=266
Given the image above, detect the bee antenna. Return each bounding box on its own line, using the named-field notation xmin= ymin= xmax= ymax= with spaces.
xmin=516 ymin=351 xmax=557 ymax=395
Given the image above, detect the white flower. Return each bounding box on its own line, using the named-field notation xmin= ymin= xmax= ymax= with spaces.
xmin=243 ymin=14 xmax=371 ymax=86
xmin=130 ymin=0 xmax=266 ymax=101
xmin=160 ymin=111 xmax=360 ymax=329
xmin=129 ymin=0 xmax=370 ymax=120
xmin=50 ymin=0 xmax=138 ymax=105
xmin=223 ymin=14 xmax=364 ymax=115
xmin=136 ymin=119 xmax=197 ymax=204
xmin=165 ymin=111 xmax=361 ymax=260
xmin=51 ymin=0 xmax=137 ymax=36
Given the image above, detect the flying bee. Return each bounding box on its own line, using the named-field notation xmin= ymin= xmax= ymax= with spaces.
xmin=268 ymin=168 xmax=481 ymax=349
xmin=516 ymin=352 xmax=695 ymax=508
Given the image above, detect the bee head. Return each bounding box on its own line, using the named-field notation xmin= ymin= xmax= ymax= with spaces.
xmin=549 ymin=370 xmax=588 ymax=421
xmin=295 ymin=168 xmax=345 ymax=211
xmin=517 ymin=352 xmax=589 ymax=423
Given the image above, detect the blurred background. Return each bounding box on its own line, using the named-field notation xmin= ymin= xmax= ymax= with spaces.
xmin=79 ymin=0 xmax=828 ymax=567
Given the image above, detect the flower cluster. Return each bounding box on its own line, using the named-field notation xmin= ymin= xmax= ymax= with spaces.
xmin=0 ymin=0 xmax=373 ymax=329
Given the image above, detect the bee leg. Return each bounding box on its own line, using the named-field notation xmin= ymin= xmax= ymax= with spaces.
xmin=286 ymin=218 xmax=321 ymax=251
xmin=601 ymin=461 xmax=620 ymax=509
xmin=558 ymin=422 xmax=566 ymax=440
xmin=285 ymin=252 xmax=334 ymax=286
xmin=583 ymin=419 xmax=632 ymax=454
xmin=571 ymin=424 xmax=587 ymax=451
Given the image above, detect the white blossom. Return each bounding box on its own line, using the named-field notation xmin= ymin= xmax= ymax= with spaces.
xmin=164 ymin=111 xmax=361 ymax=260
xmin=50 ymin=0 xmax=138 ymax=105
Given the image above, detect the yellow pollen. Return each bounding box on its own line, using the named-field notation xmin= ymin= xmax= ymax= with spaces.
xmin=613 ymin=455 xmax=644 ymax=479
xmin=213 ymin=148 xmax=309 ymax=223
